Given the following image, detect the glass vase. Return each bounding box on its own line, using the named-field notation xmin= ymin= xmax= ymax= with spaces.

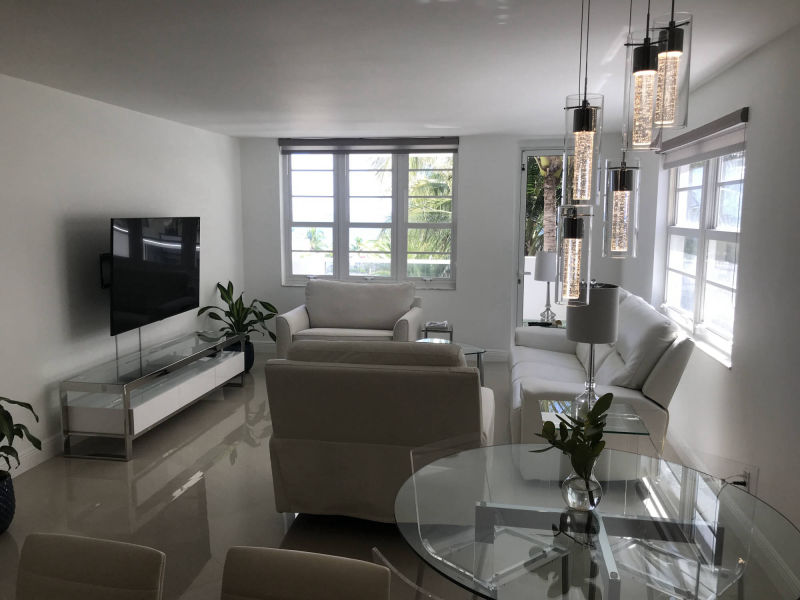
xmin=561 ymin=470 xmax=603 ymax=511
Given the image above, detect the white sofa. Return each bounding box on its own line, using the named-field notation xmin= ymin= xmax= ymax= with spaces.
xmin=265 ymin=340 xmax=494 ymax=522
xmin=510 ymin=288 xmax=694 ymax=451
xmin=275 ymin=279 xmax=424 ymax=358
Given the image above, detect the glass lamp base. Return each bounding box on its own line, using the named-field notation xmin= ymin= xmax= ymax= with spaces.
xmin=570 ymin=385 xmax=599 ymax=419
xmin=539 ymin=307 xmax=557 ymax=323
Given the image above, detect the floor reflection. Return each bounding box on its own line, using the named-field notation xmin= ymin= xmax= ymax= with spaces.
xmin=2 ymin=355 xmax=509 ymax=599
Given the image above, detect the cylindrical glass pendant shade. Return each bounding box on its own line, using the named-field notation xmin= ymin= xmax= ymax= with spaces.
xmin=623 ymin=31 xmax=658 ymax=150
xmin=564 ymin=94 xmax=604 ymax=204
xmin=653 ymin=13 xmax=692 ymax=129
xmin=556 ymin=204 xmax=593 ymax=306
xmin=603 ymin=159 xmax=639 ymax=258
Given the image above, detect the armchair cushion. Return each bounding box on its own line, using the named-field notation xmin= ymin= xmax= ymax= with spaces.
xmin=305 ymin=279 xmax=415 ymax=329
xmin=293 ymin=328 xmax=393 ymax=343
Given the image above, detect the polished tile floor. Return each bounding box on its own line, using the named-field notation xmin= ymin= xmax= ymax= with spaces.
xmin=1 ymin=354 xmax=508 ymax=600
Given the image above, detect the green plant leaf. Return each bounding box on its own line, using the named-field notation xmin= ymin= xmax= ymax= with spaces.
xmin=13 ymin=423 xmax=41 ymax=450
xmin=588 ymin=393 xmax=613 ymax=420
xmin=559 ymin=421 xmax=568 ymax=441
xmin=0 ymin=446 xmax=19 ymax=468
xmin=541 ymin=421 xmax=556 ymax=441
xmin=207 ymin=312 xmax=224 ymax=321
xmin=0 ymin=397 xmax=39 ymax=421
xmin=0 ymin=408 xmax=13 ymax=441
xmin=258 ymin=300 xmax=278 ymax=313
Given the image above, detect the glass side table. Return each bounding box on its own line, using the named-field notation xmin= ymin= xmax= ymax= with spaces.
xmin=416 ymin=338 xmax=486 ymax=385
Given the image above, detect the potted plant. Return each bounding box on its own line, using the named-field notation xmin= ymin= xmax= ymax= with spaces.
xmin=532 ymin=393 xmax=612 ymax=511
xmin=0 ymin=396 xmax=42 ymax=534
xmin=198 ymin=281 xmax=278 ymax=372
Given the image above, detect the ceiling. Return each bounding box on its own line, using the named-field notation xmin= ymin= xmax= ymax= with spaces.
xmin=1 ymin=0 xmax=798 ymax=138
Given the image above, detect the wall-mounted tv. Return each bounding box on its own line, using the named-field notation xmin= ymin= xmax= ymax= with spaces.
xmin=110 ymin=217 xmax=200 ymax=336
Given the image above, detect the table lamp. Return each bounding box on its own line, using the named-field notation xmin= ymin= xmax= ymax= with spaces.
xmin=566 ymin=283 xmax=619 ymax=417
xmin=533 ymin=251 xmax=558 ymax=323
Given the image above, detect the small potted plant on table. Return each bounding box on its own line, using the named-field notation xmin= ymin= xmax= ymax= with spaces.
xmin=532 ymin=393 xmax=612 ymax=511
xmin=198 ymin=281 xmax=278 ymax=372
xmin=1 ymin=396 xmax=41 ymax=534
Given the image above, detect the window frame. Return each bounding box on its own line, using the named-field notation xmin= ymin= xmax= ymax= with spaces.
xmin=662 ymin=151 xmax=744 ymax=363
xmin=281 ymin=149 xmax=458 ymax=290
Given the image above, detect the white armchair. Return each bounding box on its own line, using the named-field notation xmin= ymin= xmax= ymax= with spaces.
xmin=275 ymin=279 xmax=423 ymax=358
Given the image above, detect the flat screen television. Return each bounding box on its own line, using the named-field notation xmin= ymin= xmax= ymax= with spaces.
xmin=110 ymin=217 xmax=200 ymax=336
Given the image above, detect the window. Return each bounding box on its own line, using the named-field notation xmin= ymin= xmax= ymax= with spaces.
xmin=663 ymin=150 xmax=745 ymax=359
xmin=282 ymin=141 xmax=457 ymax=288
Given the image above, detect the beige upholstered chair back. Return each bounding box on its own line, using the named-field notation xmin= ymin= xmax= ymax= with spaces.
xmin=221 ymin=547 xmax=390 ymax=600
xmin=265 ymin=340 xmax=488 ymax=522
xmin=16 ymin=533 xmax=166 ymax=600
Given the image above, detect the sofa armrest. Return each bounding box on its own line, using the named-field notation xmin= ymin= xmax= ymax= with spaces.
xmin=393 ymin=306 xmax=424 ymax=341
xmin=514 ymin=326 xmax=577 ymax=354
xmin=276 ymin=305 xmax=310 ymax=358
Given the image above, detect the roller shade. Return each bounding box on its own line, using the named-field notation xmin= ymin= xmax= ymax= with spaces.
xmin=659 ymin=108 xmax=748 ymax=169
xmin=278 ymin=137 xmax=459 ymax=154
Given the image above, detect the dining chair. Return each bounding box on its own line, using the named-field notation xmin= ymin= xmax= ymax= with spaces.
xmin=371 ymin=547 xmax=448 ymax=600
xmin=220 ymin=546 xmax=390 ymax=600
xmin=16 ymin=532 xmax=166 ymax=600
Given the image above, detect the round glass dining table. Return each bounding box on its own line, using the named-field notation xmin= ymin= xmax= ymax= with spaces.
xmin=394 ymin=444 xmax=800 ymax=600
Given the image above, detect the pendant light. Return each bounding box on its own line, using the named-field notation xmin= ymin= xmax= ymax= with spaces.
xmin=654 ymin=1 xmax=692 ymax=128
xmin=623 ymin=0 xmax=659 ymax=148
xmin=563 ymin=0 xmax=603 ymax=204
xmin=557 ymin=0 xmax=599 ymax=306
xmin=557 ymin=204 xmax=593 ymax=304
xmin=603 ymin=155 xmax=639 ymax=259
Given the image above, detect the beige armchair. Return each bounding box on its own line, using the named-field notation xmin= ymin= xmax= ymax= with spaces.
xmin=275 ymin=279 xmax=423 ymax=358
xmin=265 ymin=340 xmax=495 ymax=522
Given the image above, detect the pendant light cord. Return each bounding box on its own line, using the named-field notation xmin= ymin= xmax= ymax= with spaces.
xmin=627 ymin=0 xmax=633 ymax=40
xmin=577 ymin=0 xmax=584 ymax=98
xmin=583 ymin=0 xmax=591 ymax=103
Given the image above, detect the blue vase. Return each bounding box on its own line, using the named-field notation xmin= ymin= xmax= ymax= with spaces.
xmin=0 ymin=473 xmax=14 ymax=534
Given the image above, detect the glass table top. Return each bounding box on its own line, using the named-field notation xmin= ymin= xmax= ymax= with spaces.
xmin=395 ymin=444 xmax=800 ymax=600
xmin=539 ymin=399 xmax=650 ymax=436
xmin=62 ymin=331 xmax=243 ymax=387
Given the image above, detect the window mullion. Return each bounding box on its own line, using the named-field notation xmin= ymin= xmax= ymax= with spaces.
xmin=335 ymin=154 xmax=348 ymax=279
xmin=396 ymin=153 xmax=408 ymax=281
xmin=694 ymin=159 xmax=713 ymax=330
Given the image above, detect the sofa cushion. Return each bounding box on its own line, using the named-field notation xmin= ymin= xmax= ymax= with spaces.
xmin=305 ymin=280 xmax=415 ymax=329
xmin=510 ymin=347 xmax=586 ymax=384
xmin=595 ymin=294 xmax=677 ymax=389
xmin=575 ymin=342 xmax=615 ymax=374
xmin=293 ymin=328 xmax=393 ymax=343
xmin=286 ymin=340 xmax=466 ymax=367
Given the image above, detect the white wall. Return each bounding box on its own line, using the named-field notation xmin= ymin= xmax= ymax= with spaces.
xmin=622 ymin=25 xmax=800 ymax=524
xmin=0 ymin=74 xmax=244 ymax=473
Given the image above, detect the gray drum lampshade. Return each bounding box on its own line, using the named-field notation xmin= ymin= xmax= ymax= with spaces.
xmin=533 ymin=251 xmax=558 ymax=282
xmin=566 ymin=284 xmax=619 ymax=344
